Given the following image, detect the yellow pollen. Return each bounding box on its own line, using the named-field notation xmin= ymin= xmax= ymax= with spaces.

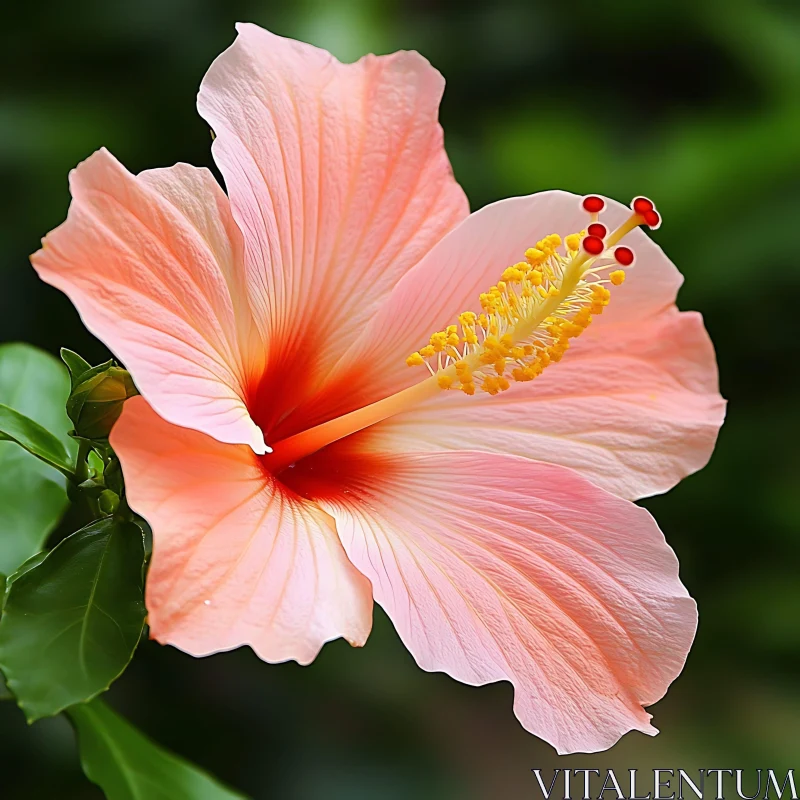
xmin=405 ymin=218 xmax=637 ymax=396
xmin=525 ymin=247 xmax=545 ymax=264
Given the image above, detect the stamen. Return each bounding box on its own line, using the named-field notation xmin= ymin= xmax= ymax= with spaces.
xmin=405 ymin=193 xmax=661 ymax=399
xmin=267 ymin=193 xmax=661 ymax=472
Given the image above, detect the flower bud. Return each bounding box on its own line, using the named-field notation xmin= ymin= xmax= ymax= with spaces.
xmin=98 ymin=489 xmax=120 ymax=515
xmin=67 ymin=365 xmax=138 ymax=440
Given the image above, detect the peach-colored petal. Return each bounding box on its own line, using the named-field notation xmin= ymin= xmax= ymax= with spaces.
xmin=111 ymin=396 xmax=373 ymax=664
xmin=364 ymin=307 xmax=725 ymax=500
xmin=324 ymin=191 xmax=682 ymax=409
xmin=32 ymin=150 xmax=268 ymax=452
xmin=198 ymin=23 xmax=468 ymax=376
xmin=312 ymin=450 xmax=697 ymax=755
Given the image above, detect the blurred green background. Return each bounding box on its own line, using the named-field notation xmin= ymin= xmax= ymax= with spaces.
xmin=1 ymin=0 xmax=799 ymax=797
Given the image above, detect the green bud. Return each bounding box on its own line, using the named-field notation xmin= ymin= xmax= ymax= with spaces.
xmin=98 ymin=489 xmax=120 ymax=515
xmin=67 ymin=365 xmax=138 ymax=440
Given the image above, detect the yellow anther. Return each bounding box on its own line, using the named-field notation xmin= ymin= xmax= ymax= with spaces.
xmin=525 ymin=247 xmax=546 ymax=264
xmin=501 ymin=266 xmax=525 ymax=283
xmin=591 ymin=284 xmax=611 ymax=302
xmin=429 ymin=331 xmax=447 ymax=352
xmin=562 ymin=322 xmax=584 ymax=339
xmin=609 ymin=270 xmax=626 ymax=286
xmin=481 ymin=376 xmax=500 ymax=395
xmin=406 ymin=224 xmax=634 ymax=395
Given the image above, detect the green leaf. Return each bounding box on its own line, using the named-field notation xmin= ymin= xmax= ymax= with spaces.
xmin=7 ymin=551 xmax=48 ymax=586
xmin=0 ymin=343 xmax=75 ymax=574
xmin=0 ymin=403 xmax=74 ymax=476
xmin=61 ymin=348 xmax=93 ymax=390
xmin=0 ymin=574 xmax=7 ymax=700
xmin=69 ymin=699 xmax=248 ymax=800
xmin=0 ymin=518 xmax=146 ymax=720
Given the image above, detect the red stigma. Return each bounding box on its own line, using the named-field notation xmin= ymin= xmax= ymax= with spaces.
xmin=632 ymin=196 xmax=654 ymax=215
xmin=587 ymin=222 xmax=607 ymax=238
xmin=643 ymin=209 xmax=661 ymax=229
xmin=582 ymin=235 xmax=605 ymax=256
xmin=582 ymin=195 xmax=605 ymax=214
xmin=614 ymin=246 xmax=635 ymax=266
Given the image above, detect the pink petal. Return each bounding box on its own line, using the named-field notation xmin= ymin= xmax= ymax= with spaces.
xmin=32 ymin=150 xmax=268 ymax=453
xmin=326 ymin=191 xmax=682 ymax=407
xmin=312 ymin=449 xmax=697 ymax=754
xmin=365 ymin=307 xmax=725 ymax=500
xmin=198 ymin=23 xmax=468 ymax=377
xmin=111 ymin=396 xmax=373 ymax=664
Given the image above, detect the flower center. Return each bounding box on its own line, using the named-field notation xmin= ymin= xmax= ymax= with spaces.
xmin=267 ymin=195 xmax=660 ymax=472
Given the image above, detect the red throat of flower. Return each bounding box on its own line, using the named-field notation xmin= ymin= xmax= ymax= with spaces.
xmin=265 ymin=195 xmax=661 ymax=474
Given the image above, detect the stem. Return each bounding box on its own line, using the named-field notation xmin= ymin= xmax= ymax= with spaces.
xmin=73 ymin=438 xmax=99 ymax=519
xmin=74 ymin=438 xmax=91 ymax=484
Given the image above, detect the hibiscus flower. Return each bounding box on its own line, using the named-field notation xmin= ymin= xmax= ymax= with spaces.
xmin=31 ymin=23 xmax=724 ymax=754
